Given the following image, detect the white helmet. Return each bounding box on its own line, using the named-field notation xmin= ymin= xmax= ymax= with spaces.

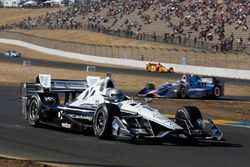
xmin=106 ymin=88 xmax=124 ymax=102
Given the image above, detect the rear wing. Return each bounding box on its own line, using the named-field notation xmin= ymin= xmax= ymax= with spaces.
xmin=200 ymin=77 xmax=224 ymax=85
xmin=20 ymin=74 xmax=88 ymax=97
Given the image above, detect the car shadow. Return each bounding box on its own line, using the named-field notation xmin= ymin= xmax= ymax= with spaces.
xmin=35 ymin=124 xmax=242 ymax=148
xmin=123 ymin=135 xmax=242 ymax=148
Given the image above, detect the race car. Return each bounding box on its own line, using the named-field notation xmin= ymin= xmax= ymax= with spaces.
xmin=4 ymin=50 xmax=21 ymax=58
xmin=20 ymin=73 xmax=223 ymax=141
xmin=137 ymin=74 xmax=224 ymax=99
xmin=146 ymin=63 xmax=173 ymax=73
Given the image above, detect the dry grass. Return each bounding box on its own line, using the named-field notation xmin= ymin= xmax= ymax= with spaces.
xmin=0 ymin=158 xmax=51 ymax=167
xmin=0 ymin=8 xmax=64 ymax=25
xmin=10 ymin=29 xmax=172 ymax=48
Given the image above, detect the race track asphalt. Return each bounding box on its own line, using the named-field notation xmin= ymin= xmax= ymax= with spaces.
xmin=0 ymin=86 xmax=250 ymax=167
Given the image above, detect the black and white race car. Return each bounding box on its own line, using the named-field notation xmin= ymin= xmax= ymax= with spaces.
xmin=20 ymin=73 xmax=223 ymax=141
xmin=4 ymin=50 xmax=21 ymax=58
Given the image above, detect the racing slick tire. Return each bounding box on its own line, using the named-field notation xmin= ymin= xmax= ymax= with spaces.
xmin=213 ymin=86 xmax=221 ymax=98
xmin=93 ymin=103 xmax=121 ymax=139
xmin=27 ymin=94 xmax=42 ymax=126
xmin=178 ymin=86 xmax=186 ymax=98
xmin=145 ymin=83 xmax=156 ymax=90
xmin=175 ymin=106 xmax=203 ymax=140
xmin=168 ymin=67 xmax=174 ymax=73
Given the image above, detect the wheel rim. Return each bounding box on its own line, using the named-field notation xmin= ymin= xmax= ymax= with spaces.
xmin=214 ymin=87 xmax=220 ymax=97
xmin=29 ymin=100 xmax=38 ymax=121
xmin=96 ymin=110 xmax=106 ymax=131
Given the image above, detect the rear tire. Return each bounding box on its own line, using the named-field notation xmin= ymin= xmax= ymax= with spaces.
xmin=93 ymin=103 xmax=121 ymax=139
xmin=168 ymin=67 xmax=174 ymax=73
xmin=213 ymin=86 xmax=221 ymax=98
xmin=27 ymin=94 xmax=42 ymax=126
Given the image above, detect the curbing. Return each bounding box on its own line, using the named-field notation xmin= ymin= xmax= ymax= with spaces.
xmin=0 ymin=38 xmax=250 ymax=80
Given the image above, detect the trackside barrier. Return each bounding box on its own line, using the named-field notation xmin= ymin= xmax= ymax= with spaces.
xmin=23 ymin=60 xmax=31 ymax=67
xmin=86 ymin=65 xmax=96 ymax=72
xmin=0 ymin=38 xmax=250 ymax=80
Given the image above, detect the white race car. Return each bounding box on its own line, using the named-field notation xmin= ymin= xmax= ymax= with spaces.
xmin=4 ymin=50 xmax=21 ymax=58
xmin=20 ymin=73 xmax=223 ymax=141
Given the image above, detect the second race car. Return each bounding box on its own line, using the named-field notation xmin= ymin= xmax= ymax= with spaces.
xmin=4 ymin=50 xmax=21 ymax=58
xmin=137 ymin=74 xmax=224 ymax=99
xmin=146 ymin=63 xmax=174 ymax=73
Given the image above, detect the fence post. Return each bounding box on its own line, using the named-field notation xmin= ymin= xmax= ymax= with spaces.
xmin=202 ymin=50 xmax=206 ymax=66
xmin=100 ymin=45 xmax=104 ymax=57
xmin=195 ymin=51 xmax=198 ymax=65
xmin=160 ymin=48 xmax=163 ymax=62
xmin=84 ymin=44 xmax=88 ymax=54
xmin=129 ymin=46 xmax=133 ymax=60
xmin=214 ymin=53 xmax=217 ymax=67
xmin=225 ymin=52 xmax=227 ymax=68
xmin=182 ymin=49 xmax=188 ymax=65
xmin=106 ymin=45 xmax=108 ymax=57
xmin=143 ymin=47 xmax=147 ymax=61
xmin=117 ymin=46 xmax=120 ymax=58
xmin=175 ymin=49 xmax=179 ymax=64
xmin=248 ymin=52 xmax=250 ymax=70
xmin=94 ymin=44 xmax=97 ymax=56
xmin=237 ymin=53 xmax=240 ymax=69
xmin=91 ymin=44 xmax=94 ymax=55
xmin=168 ymin=48 xmax=171 ymax=63
xmin=153 ymin=48 xmax=156 ymax=61
xmin=111 ymin=45 xmax=114 ymax=58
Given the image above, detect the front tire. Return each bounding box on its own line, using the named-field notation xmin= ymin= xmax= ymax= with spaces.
xmin=27 ymin=94 xmax=42 ymax=126
xmin=178 ymin=86 xmax=186 ymax=98
xmin=175 ymin=106 xmax=202 ymax=131
xmin=93 ymin=103 xmax=121 ymax=139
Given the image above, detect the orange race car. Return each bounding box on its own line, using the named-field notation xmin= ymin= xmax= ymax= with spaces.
xmin=146 ymin=63 xmax=174 ymax=73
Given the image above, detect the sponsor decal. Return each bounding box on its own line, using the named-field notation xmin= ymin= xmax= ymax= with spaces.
xmin=62 ymin=123 xmax=71 ymax=128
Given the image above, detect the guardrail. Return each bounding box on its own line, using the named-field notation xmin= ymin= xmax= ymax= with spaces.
xmin=0 ymin=31 xmax=250 ymax=70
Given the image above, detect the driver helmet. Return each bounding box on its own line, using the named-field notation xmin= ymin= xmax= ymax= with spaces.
xmin=106 ymin=88 xmax=124 ymax=102
xmin=181 ymin=75 xmax=187 ymax=83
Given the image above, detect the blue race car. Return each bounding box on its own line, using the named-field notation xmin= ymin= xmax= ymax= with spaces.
xmin=137 ymin=74 xmax=224 ymax=99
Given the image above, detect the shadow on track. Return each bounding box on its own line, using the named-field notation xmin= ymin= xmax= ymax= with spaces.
xmin=34 ymin=123 xmax=243 ymax=148
xmin=123 ymin=135 xmax=242 ymax=148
